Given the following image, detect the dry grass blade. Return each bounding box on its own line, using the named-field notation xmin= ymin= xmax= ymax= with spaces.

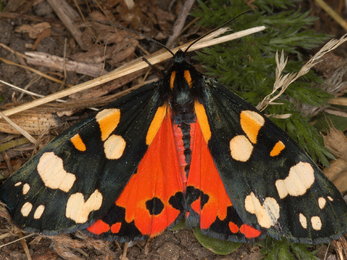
xmin=0 ymin=138 xmax=30 ymax=153
xmin=18 ymin=232 xmax=32 ymax=260
xmin=0 ymin=26 xmax=266 ymax=121
xmin=314 ymin=0 xmax=347 ymax=31
xmin=0 ymin=233 xmax=36 ymax=249
xmin=329 ymin=97 xmax=347 ymax=106
xmin=0 ymin=233 xmax=11 ymax=240
xmin=256 ymin=33 xmax=347 ymax=111
xmin=0 ymin=79 xmax=67 ymax=103
xmin=324 ymin=109 xmax=347 ymax=118
xmin=0 ymin=112 xmax=36 ymax=143
xmin=0 ymin=57 xmax=67 ymax=85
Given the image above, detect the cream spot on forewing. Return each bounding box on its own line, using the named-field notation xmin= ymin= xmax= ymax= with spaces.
xmin=275 ymin=162 xmax=315 ymax=199
xmin=244 ymin=192 xmax=280 ymax=228
xmin=22 ymin=183 xmax=30 ymax=195
xmin=230 ymin=135 xmax=253 ymax=162
xmin=15 ymin=182 xmax=22 ymax=187
xmin=328 ymin=196 xmax=334 ymax=201
xmin=34 ymin=205 xmax=45 ymax=219
xmin=66 ymin=189 xmax=103 ymax=224
xmin=311 ymin=216 xmax=322 ymax=231
xmin=318 ymin=197 xmax=326 ymax=209
xmin=37 ymin=152 xmax=76 ymax=192
xmin=240 ymin=110 xmax=265 ymax=144
xmin=104 ymin=135 xmax=126 ymax=160
xmin=96 ymin=108 xmax=121 ymax=141
xmin=21 ymin=202 xmax=33 ymax=217
xmin=299 ymin=213 xmax=307 ymax=229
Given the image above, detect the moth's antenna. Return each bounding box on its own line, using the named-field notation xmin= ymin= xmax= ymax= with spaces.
xmin=96 ymin=20 xmax=175 ymax=56
xmin=184 ymin=10 xmax=252 ymax=54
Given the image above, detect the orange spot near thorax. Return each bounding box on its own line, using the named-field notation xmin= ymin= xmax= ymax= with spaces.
xmin=184 ymin=70 xmax=192 ymax=88
xmin=170 ymin=71 xmax=176 ymax=90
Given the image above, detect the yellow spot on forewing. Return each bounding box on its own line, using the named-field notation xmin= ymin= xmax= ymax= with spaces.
xmin=195 ymin=101 xmax=211 ymax=142
xmin=240 ymin=110 xmax=265 ymax=144
xmin=66 ymin=190 xmax=103 ymax=224
xmin=34 ymin=205 xmax=45 ymax=219
xmin=96 ymin=108 xmax=121 ymax=141
xmin=104 ymin=135 xmax=126 ymax=160
xmin=184 ymin=70 xmax=192 ymax=88
xmin=146 ymin=104 xmax=167 ymax=145
xmin=15 ymin=182 xmax=22 ymax=187
xmin=328 ymin=196 xmax=333 ymax=201
xmin=311 ymin=216 xmax=322 ymax=230
xmin=170 ymin=71 xmax=176 ymax=90
xmin=299 ymin=213 xmax=307 ymax=229
xmin=37 ymin=152 xmax=76 ymax=192
xmin=21 ymin=202 xmax=33 ymax=217
xmin=244 ymin=192 xmax=280 ymax=228
xmin=270 ymin=141 xmax=285 ymax=157
xmin=318 ymin=197 xmax=326 ymax=209
xmin=22 ymin=183 xmax=30 ymax=195
xmin=275 ymin=162 xmax=315 ymax=199
xmin=230 ymin=135 xmax=253 ymax=162
xmin=70 ymin=134 xmax=86 ymax=152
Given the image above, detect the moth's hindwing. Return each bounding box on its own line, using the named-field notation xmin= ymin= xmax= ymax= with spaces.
xmin=185 ymin=120 xmax=263 ymax=242
xmin=85 ymin=112 xmax=185 ymax=241
xmin=197 ymin=78 xmax=347 ymax=243
xmin=0 ymin=82 xmax=166 ymax=237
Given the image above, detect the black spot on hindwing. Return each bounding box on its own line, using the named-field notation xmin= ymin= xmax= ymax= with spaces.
xmin=168 ymin=192 xmax=185 ymax=212
xmin=146 ymin=197 xmax=164 ymax=215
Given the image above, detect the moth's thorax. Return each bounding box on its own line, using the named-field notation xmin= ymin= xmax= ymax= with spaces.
xmin=168 ymin=66 xmax=196 ymax=115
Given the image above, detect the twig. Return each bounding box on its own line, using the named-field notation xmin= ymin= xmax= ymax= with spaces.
xmin=0 ymin=43 xmax=28 ymax=59
xmin=47 ymin=0 xmax=85 ymax=49
xmin=18 ymin=76 xmax=41 ymax=101
xmin=25 ymin=52 xmax=107 ymax=77
xmin=315 ymin=0 xmax=347 ymax=31
xmin=18 ymin=232 xmax=32 ymax=260
xmin=166 ymin=0 xmax=195 ymax=49
xmin=0 ymin=57 xmax=69 ymax=85
xmin=0 ymin=233 xmax=36 ymax=249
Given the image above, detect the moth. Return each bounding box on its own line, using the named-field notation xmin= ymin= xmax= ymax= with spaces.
xmin=1 ymin=26 xmax=347 ymax=245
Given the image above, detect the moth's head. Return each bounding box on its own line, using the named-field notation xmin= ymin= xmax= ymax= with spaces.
xmin=171 ymin=49 xmax=190 ymax=65
xmin=164 ymin=50 xmax=203 ymax=113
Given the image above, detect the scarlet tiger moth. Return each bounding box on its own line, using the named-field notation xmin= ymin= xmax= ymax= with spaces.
xmin=0 ymin=27 xmax=347 ymax=246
